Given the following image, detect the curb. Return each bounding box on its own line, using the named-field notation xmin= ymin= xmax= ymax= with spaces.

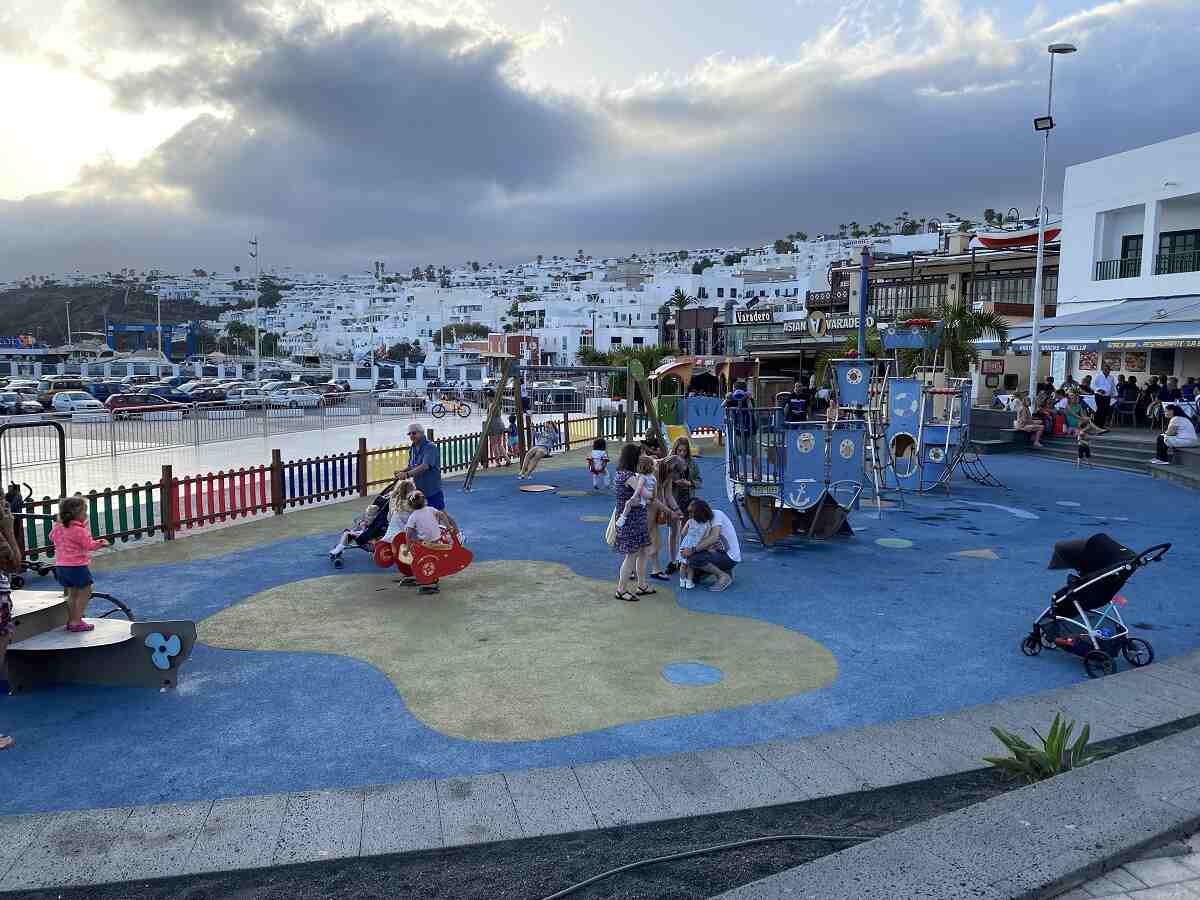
xmin=716 ymin=725 xmax=1200 ymax=899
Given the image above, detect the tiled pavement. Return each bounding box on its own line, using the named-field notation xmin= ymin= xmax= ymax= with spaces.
xmin=1058 ymin=833 xmax=1200 ymax=899
xmin=4 ymin=650 xmax=1200 ymax=894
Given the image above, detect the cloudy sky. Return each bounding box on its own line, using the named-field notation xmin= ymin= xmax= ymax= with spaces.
xmin=1 ymin=0 xmax=1197 ymax=278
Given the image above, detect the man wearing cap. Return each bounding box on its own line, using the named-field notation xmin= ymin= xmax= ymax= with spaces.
xmin=396 ymin=423 xmax=445 ymax=510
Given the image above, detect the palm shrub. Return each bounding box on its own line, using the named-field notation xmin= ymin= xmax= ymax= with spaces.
xmin=983 ymin=714 xmax=1108 ymax=783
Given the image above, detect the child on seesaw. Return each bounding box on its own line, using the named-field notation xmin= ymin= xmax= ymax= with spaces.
xmin=49 ymin=496 xmax=110 ymax=633
xmin=404 ymin=491 xmax=460 ymax=595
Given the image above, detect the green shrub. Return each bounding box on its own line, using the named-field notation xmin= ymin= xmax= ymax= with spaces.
xmin=983 ymin=713 xmax=1109 ymax=783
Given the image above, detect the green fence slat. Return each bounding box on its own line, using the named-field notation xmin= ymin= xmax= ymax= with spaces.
xmin=146 ymin=481 xmax=156 ymax=535
xmin=103 ymin=490 xmax=115 ymax=537
xmin=117 ymin=487 xmax=129 ymax=540
xmin=88 ymin=494 xmax=100 ymax=538
xmin=132 ymin=485 xmax=143 ymax=532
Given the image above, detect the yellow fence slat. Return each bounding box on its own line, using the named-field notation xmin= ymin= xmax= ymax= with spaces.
xmin=568 ymin=415 xmax=596 ymax=447
xmin=367 ymin=445 xmax=410 ymax=487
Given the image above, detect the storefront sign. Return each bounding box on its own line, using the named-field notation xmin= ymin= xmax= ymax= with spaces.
xmin=980 ymin=359 xmax=1004 ymax=375
xmin=734 ymin=309 xmax=773 ymax=325
xmin=1107 ymin=338 xmax=1200 ymax=350
xmin=781 ymin=311 xmax=875 ymax=338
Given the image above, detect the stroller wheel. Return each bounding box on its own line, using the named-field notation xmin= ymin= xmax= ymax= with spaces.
xmin=1021 ymin=634 xmax=1042 ymax=656
xmin=1084 ymin=650 xmax=1114 ymax=679
xmin=333 ymin=557 xmax=344 ymax=569
xmin=1039 ymin=628 xmax=1057 ymax=650
xmin=10 ymin=574 xmax=25 ymax=590
xmin=1122 ymin=637 xmax=1154 ymax=668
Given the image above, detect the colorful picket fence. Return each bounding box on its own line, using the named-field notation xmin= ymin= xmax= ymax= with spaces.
xmin=280 ymin=451 xmax=359 ymax=508
xmin=173 ymin=465 xmax=272 ymax=532
xmin=21 ymin=482 xmax=161 ymax=560
xmin=17 ymin=411 xmax=656 ymax=563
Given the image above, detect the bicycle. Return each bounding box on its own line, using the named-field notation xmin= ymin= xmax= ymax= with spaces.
xmin=431 ymin=397 xmax=472 ymax=419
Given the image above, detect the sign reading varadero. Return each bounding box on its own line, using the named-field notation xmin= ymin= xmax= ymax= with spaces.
xmin=733 ymin=309 xmax=773 ymax=325
xmin=782 ymin=311 xmax=875 ymax=337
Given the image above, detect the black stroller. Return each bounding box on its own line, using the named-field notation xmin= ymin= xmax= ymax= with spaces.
xmin=329 ymin=480 xmax=396 ymax=568
xmin=1022 ymin=533 xmax=1169 ymax=678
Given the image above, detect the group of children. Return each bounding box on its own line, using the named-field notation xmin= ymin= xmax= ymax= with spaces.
xmin=329 ymin=474 xmax=459 ymax=593
xmin=606 ymin=444 xmax=713 ymax=589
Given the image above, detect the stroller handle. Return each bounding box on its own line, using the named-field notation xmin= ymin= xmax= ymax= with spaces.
xmin=1136 ymin=543 xmax=1171 ymax=565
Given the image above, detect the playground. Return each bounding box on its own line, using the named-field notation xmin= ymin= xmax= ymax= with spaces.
xmin=2 ymin=436 xmax=1197 ymax=817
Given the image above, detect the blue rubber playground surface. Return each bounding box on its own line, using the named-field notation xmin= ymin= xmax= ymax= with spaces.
xmin=3 ymin=451 xmax=1198 ymax=815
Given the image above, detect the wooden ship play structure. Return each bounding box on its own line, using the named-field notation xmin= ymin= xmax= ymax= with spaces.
xmin=661 ymin=317 xmax=1001 ymax=548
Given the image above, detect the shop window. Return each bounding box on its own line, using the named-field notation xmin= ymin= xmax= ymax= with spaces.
xmin=1149 ymin=349 xmax=1175 ymax=376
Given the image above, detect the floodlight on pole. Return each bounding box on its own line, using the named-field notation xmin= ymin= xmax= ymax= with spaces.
xmin=249 ymin=236 xmax=260 ymax=378
xmin=1026 ymin=41 xmax=1077 ymax=409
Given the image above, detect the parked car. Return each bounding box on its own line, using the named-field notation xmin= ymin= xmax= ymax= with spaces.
xmin=158 ymin=375 xmax=194 ymax=388
xmin=51 ymin=391 xmax=106 ymax=413
xmin=326 ymin=379 xmax=352 ymax=392
xmin=36 ymin=377 xmax=88 ymax=406
xmin=260 ymin=380 xmax=293 ymax=393
xmin=373 ymin=378 xmax=396 ymax=392
xmin=136 ymin=386 xmax=193 ymax=403
xmin=310 ymin=383 xmax=343 ymax=396
xmin=376 ymin=390 xmax=426 ymax=411
xmin=0 ymin=392 xmax=43 ymax=415
xmin=185 ymin=387 xmax=228 ymax=403
xmin=3 ymin=379 xmax=39 ymax=392
xmin=85 ymin=381 xmax=127 ymax=402
xmin=105 ymin=393 xmax=188 ymax=418
xmin=120 ymin=374 xmax=160 ymax=386
xmin=224 ymin=387 xmax=268 ymax=408
xmin=268 ymin=387 xmax=321 ymax=408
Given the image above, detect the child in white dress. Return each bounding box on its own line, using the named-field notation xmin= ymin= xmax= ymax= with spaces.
xmin=675 ymin=515 xmax=713 ymax=589
xmin=587 ymin=438 xmax=611 ymax=490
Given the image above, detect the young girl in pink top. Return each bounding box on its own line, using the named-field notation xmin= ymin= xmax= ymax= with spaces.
xmin=49 ymin=496 xmax=109 ymax=633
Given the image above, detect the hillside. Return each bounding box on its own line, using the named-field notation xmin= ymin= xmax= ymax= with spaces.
xmin=0 ymin=284 xmax=229 ymax=345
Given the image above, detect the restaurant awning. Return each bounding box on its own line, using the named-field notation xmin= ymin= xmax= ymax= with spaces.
xmin=1010 ymin=324 xmax=1117 ymax=352
xmin=1103 ymin=322 xmax=1200 ymax=350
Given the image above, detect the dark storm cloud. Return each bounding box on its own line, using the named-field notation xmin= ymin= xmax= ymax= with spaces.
xmin=3 ymin=0 xmax=1200 ymax=277
xmin=79 ymin=0 xmax=271 ymax=49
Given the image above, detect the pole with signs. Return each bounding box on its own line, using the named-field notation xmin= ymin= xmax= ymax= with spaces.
xmin=857 ymin=246 xmax=871 ymax=358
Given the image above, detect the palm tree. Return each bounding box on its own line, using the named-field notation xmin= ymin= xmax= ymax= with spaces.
xmin=668 ymin=287 xmax=695 ymax=317
xmin=903 ymin=302 xmax=1010 ymax=376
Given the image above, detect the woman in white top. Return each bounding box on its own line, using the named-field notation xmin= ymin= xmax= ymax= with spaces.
xmin=1152 ymin=404 xmax=1199 ymax=465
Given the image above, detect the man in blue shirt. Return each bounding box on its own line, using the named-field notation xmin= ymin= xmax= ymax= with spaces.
xmin=397 ymin=423 xmax=444 ymax=510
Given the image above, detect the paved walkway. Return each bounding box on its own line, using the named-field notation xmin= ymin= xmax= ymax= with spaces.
xmin=1059 ymin=834 xmax=1200 ymax=899
xmin=3 ymin=651 xmax=1200 ymax=893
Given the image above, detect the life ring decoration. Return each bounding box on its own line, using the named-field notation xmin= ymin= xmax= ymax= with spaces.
xmin=928 ymin=446 xmax=946 ymax=463
xmin=796 ymin=431 xmax=817 ymax=454
xmin=839 ymin=438 xmax=856 ymax=460
xmin=846 ymin=367 xmax=864 ymax=385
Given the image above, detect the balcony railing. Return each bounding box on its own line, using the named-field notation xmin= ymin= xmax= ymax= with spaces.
xmin=1155 ymin=250 xmax=1200 ymax=276
xmin=1094 ymin=257 xmax=1141 ymax=281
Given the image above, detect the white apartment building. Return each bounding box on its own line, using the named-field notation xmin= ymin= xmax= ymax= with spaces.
xmin=1017 ymin=131 xmax=1200 ymax=386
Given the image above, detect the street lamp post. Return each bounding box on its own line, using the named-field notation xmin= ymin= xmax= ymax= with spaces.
xmin=64 ymin=300 xmax=72 ymax=347
xmin=1027 ymin=42 xmax=1077 ymax=407
xmin=156 ymin=293 xmax=163 ymax=360
xmin=249 ymin=236 xmax=260 ymax=379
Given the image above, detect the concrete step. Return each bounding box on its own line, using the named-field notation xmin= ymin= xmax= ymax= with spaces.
xmin=1031 ymin=445 xmax=1151 ymax=474
xmin=1040 ymin=438 xmax=1156 ymax=464
xmin=1150 ymin=464 xmax=1200 ymax=489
